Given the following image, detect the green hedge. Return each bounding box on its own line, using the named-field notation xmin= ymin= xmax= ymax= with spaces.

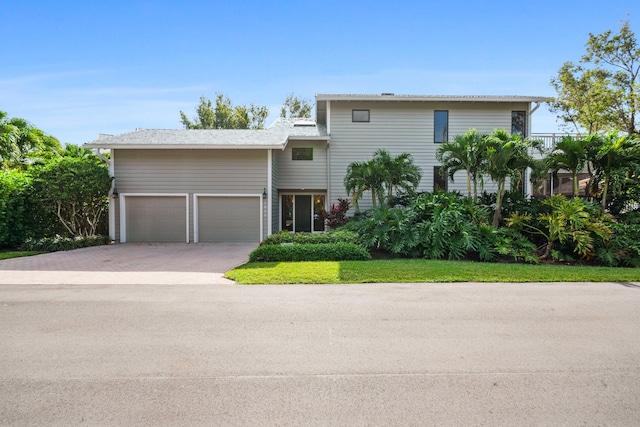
xmin=21 ymin=235 xmax=110 ymax=252
xmin=249 ymin=242 xmax=371 ymax=262
xmin=262 ymin=230 xmax=361 ymax=245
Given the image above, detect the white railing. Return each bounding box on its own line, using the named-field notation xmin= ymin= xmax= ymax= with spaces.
xmin=531 ymin=133 xmax=581 ymax=150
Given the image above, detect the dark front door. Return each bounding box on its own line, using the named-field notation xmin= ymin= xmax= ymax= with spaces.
xmin=295 ymin=195 xmax=312 ymax=232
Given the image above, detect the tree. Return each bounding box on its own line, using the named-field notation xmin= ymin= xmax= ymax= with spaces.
xmin=372 ymin=149 xmax=422 ymax=203
xmin=180 ymin=94 xmax=269 ymax=129
xmin=29 ymin=153 xmax=112 ymax=237
xmin=587 ymin=132 xmax=640 ymax=208
xmin=0 ymin=111 xmax=61 ymax=169
xmin=436 ymin=129 xmax=486 ymax=200
xmin=484 ymin=130 xmax=538 ymax=227
xmin=545 ymin=135 xmax=590 ymax=197
xmin=344 ymin=159 xmax=385 ymax=210
xmin=280 ymin=93 xmax=313 ymax=118
xmin=551 ymin=20 xmax=640 ymax=134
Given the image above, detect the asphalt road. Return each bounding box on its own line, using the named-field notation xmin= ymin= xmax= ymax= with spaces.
xmin=1 ymin=281 xmax=640 ymax=426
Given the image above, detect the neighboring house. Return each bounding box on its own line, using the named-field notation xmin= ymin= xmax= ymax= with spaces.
xmin=84 ymin=93 xmax=550 ymax=243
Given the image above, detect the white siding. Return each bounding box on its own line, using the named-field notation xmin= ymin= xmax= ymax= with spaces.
xmin=113 ymin=149 xmax=268 ymax=242
xmin=276 ymin=141 xmax=328 ymax=190
xmin=328 ymin=101 xmax=527 ymax=209
xmin=271 ymin=149 xmax=280 ymax=234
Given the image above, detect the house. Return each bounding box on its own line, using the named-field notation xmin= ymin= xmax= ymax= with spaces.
xmin=84 ymin=93 xmax=551 ymax=243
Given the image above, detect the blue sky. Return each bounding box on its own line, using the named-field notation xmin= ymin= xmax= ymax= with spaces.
xmin=1 ymin=1 xmax=638 ymax=145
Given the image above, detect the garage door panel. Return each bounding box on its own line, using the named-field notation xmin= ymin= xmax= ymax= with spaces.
xmin=198 ymin=197 xmax=259 ymax=242
xmin=126 ymin=196 xmax=186 ymax=242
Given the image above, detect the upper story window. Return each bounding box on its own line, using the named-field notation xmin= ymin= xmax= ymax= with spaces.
xmin=352 ymin=109 xmax=370 ymax=122
xmin=511 ymin=111 xmax=527 ymax=137
xmin=434 ymin=110 xmax=448 ymax=143
xmin=292 ymin=147 xmax=313 ymax=160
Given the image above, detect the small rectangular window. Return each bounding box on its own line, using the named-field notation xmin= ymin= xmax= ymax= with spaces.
xmin=352 ymin=109 xmax=370 ymax=122
xmin=292 ymin=147 xmax=313 ymax=160
xmin=434 ymin=110 xmax=448 ymax=143
xmin=511 ymin=111 xmax=527 ymax=137
xmin=434 ymin=166 xmax=448 ymax=191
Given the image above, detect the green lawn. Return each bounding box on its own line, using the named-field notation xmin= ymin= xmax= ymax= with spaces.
xmin=0 ymin=251 xmax=44 ymax=260
xmin=226 ymin=259 xmax=640 ymax=284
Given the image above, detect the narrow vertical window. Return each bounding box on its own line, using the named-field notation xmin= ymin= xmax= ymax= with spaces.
xmin=434 ymin=110 xmax=448 ymax=143
xmin=511 ymin=111 xmax=527 ymax=137
xmin=434 ymin=166 xmax=448 ymax=191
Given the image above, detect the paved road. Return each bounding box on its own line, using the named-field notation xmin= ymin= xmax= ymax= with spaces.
xmin=1 ymin=281 xmax=640 ymax=426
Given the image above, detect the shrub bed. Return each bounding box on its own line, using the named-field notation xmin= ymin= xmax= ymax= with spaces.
xmin=261 ymin=230 xmax=361 ymax=245
xmin=249 ymin=242 xmax=371 ymax=262
xmin=22 ymin=235 xmax=110 ymax=252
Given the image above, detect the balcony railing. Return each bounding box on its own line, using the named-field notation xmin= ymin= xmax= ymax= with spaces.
xmin=530 ymin=133 xmax=581 ymax=150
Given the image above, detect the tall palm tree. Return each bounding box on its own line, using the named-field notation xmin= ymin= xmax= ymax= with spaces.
xmin=546 ymin=135 xmax=590 ymax=197
xmin=484 ymin=130 xmax=536 ymax=227
xmin=436 ymin=129 xmax=485 ymax=200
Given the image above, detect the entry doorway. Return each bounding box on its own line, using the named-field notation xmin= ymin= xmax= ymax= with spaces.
xmin=281 ymin=194 xmax=326 ymax=233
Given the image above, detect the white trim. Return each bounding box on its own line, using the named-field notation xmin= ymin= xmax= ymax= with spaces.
xmin=108 ymin=151 xmax=115 ymax=241
xmin=85 ymin=144 xmax=285 ymax=150
xmin=193 ymin=194 xmax=263 ymax=243
xmin=267 ymin=150 xmax=273 ymax=236
xmin=119 ymin=193 xmax=189 ymax=243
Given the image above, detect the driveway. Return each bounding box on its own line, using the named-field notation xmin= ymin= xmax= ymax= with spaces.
xmin=0 ymin=243 xmax=256 ymax=285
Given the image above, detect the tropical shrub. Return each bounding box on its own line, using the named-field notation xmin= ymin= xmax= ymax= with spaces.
xmin=261 ymin=230 xmax=361 ymax=246
xmin=249 ymin=242 xmax=371 ymax=262
xmin=506 ymin=195 xmax=613 ymax=260
xmin=323 ymin=197 xmax=351 ymax=229
xmin=22 ymin=235 xmax=110 ymax=252
xmin=594 ymin=223 xmax=640 ymax=267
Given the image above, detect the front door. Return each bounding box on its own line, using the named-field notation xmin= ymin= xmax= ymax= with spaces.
xmin=281 ymin=194 xmax=326 ymax=233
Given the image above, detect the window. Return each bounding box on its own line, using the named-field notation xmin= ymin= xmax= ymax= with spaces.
xmin=433 ymin=166 xmax=448 ymax=191
xmin=511 ymin=111 xmax=527 ymax=137
xmin=292 ymin=147 xmax=313 ymax=160
xmin=434 ymin=110 xmax=448 ymax=143
xmin=352 ymin=109 xmax=370 ymax=122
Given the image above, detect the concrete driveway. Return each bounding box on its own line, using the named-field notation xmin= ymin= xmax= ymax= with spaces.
xmin=0 ymin=243 xmax=256 ymax=285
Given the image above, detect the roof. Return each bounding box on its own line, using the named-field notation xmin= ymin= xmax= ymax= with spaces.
xmin=314 ymin=94 xmax=552 ymax=103
xmin=84 ymin=118 xmax=329 ymax=149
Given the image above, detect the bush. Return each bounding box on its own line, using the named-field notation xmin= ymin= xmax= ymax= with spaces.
xmin=249 ymin=242 xmax=371 ymax=262
xmin=261 ymin=230 xmax=361 ymax=246
xmin=22 ymin=235 xmax=110 ymax=252
xmin=594 ymin=223 xmax=640 ymax=267
xmin=323 ymin=197 xmax=351 ymax=229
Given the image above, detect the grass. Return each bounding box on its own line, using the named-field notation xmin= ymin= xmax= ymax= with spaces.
xmin=0 ymin=251 xmax=45 ymax=260
xmin=226 ymin=259 xmax=640 ymax=284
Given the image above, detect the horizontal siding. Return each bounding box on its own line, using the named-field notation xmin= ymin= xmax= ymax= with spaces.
xmin=113 ymin=149 xmax=267 ymax=242
xmin=115 ymin=149 xmax=268 ymax=193
xmin=328 ymin=101 xmax=528 ymax=210
xmin=271 ymin=149 xmax=279 ymax=235
xmin=276 ymin=141 xmax=327 ymax=190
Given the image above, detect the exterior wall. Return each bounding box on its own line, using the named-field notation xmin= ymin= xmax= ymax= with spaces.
xmin=113 ymin=149 xmax=268 ymax=242
xmin=327 ymin=101 xmax=527 ymax=209
xmin=275 ymin=140 xmax=328 ymax=190
xmin=271 ymin=149 xmax=279 ymax=234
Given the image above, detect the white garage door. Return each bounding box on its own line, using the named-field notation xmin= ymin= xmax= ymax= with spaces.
xmin=125 ymin=196 xmax=187 ymax=242
xmin=197 ymin=196 xmax=260 ymax=243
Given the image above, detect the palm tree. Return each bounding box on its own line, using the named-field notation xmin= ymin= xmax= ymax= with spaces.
xmin=0 ymin=111 xmax=61 ymax=169
xmin=344 ymin=159 xmax=385 ymax=210
xmin=372 ymin=149 xmax=422 ymax=203
xmin=436 ymin=129 xmax=485 ymax=200
xmin=484 ymin=130 xmax=536 ymax=227
xmin=546 ymin=135 xmax=590 ymax=197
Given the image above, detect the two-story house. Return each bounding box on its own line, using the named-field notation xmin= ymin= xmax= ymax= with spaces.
xmin=85 ymin=93 xmax=550 ymax=243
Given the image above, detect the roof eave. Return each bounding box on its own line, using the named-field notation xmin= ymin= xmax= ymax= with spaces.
xmin=315 ymin=94 xmax=553 ymax=103
xmin=83 ymin=143 xmax=285 ymax=150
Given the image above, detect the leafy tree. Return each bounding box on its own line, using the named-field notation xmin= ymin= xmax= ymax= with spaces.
xmin=280 ymin=93 xmax=313 ymax=118
xmin=180 ymin=94 xmax=269 ymax=129
xmin=436 ymin=129 xmax=486 ymax=200
xmin=545 ymin=135 xmax=591 ymax=197
xmin=484 ymin=130 xmax=538 ymax=227
xmin=551 ymin=20 xmax=640 ymax=134
xmin=0 ymin=111 xmax=61 ymax=169
xmin=29 ymin=154 xmax=112 ymax=237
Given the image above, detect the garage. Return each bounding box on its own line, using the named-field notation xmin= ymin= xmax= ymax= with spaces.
xmin=196 ymin=196 xmax=261 ymax=243
xmin=123 ymin=195 xmax=188 ymax=243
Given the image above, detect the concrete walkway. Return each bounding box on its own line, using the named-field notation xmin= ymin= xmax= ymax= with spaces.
xmin=0 ymin=243 xmax=256 ymax=285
